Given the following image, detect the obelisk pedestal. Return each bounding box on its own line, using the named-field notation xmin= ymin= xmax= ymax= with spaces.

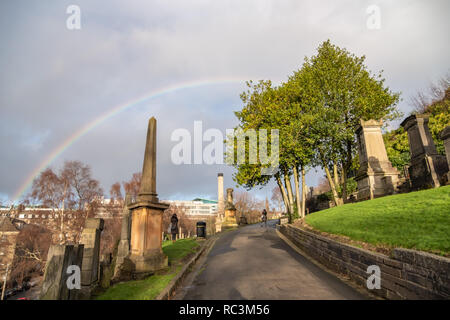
xmin=222 ymin=188 xmax=238 ymax=229
xmin=355 ymin=119 xmax=400 ymax=200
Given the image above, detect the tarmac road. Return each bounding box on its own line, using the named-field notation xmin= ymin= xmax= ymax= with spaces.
xmin=180 ymin=220 xmax=367 ymax=300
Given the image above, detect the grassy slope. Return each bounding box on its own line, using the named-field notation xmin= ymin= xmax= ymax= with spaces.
xmin=305 ymin=186 xmax=450 ymax=255
xmin=96 ymin=238 xmax=199 ymax=300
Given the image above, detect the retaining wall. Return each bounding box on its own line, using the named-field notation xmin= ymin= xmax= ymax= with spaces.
xmin=279 ymin=224 xmax=450 ymax=299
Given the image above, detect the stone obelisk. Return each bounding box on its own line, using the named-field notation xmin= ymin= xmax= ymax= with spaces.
xmin=128 ymin=117 xmax=169 ymax=276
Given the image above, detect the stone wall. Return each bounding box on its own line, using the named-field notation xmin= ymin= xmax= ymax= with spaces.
xmin=279 ymin=224 xmax=450 ymax=299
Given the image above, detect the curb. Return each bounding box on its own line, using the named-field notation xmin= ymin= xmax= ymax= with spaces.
xmin=156 ymin=236 xmax=217 ymax=300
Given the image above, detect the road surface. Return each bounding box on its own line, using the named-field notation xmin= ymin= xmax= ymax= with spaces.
xmin=179 ymin=220 xmax=367 ymax=300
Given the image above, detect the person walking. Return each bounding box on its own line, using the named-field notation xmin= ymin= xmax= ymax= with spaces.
xmin=261 ymin=209 xmax=267 ymax=228
xmin=170 ymin=213 xmax=179 ymax=243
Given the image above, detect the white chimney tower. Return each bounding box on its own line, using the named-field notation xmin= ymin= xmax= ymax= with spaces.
xmin=217 ymin=173 xmax=224 ymax=215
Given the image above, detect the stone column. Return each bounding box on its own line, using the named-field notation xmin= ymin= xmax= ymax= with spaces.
xmin=401 ymin=115 xmax=448 ymax=189
xmin=79 ymin=218 xmax=104 ymax=298
xmin=355 ymin=119 xmax=400 ymax=200
xmin=222 ymin=188 xmax=238 ymax=229
xmin=40 ymin=244 xmax=84 ymax=300
xmin=440 ymin=126 xmax=450 ymax=184
xmin=217 ymin=173 xmax=224 ymax=215
xmin=128 ymin=117 xmax=169 ymax=277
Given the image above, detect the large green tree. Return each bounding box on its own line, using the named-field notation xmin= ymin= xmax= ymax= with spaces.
xmin=228 ymin=40 xmax=401 ymax=222
xmin=290 ymin=40 xmax=401 ymax=205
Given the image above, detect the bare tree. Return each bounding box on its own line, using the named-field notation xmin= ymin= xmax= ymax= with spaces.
xmin=61 ymin=161 xmax=103 ymax=210
xmin=411 ymin=73 xmax=450 ymax=113
xmin=10 ymin=225 xmax=52 ymax=287
xmin=271 ymin=186 xmax=284 ymax=213
xmin=109 ymin=182 xmax=123 ymax=203
xmin=234 ymin=191 xmax=265 ymax=224
xmin=30 ymin=168 xmax=64 ymax=210
xmin=30 ymin=160 xmax=103 ymax=244
xmin=123 ymin=172 xmax=142 ymax=200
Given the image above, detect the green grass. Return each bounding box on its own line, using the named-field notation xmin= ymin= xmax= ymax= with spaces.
xmin=95 ymin=238 xmax=199 ymax=300
xmin=162 ymin=238 xmax=200 ymax=263
xmin=305 ymin=186 xmax=450 ymax=255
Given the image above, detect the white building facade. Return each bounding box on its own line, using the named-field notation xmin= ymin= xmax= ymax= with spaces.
xmin=163 ymin=198 xmax=218 ymax=217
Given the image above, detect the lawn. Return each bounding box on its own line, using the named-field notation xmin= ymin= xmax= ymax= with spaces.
xmin=95 ymin=238 xmax=200 ymax=300
xmin=304 ymin=186 xmax=450 ymax=255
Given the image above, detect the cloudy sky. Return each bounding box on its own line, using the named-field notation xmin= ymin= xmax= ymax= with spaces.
xmin=0 ymin=0 xmax=449 ymax=205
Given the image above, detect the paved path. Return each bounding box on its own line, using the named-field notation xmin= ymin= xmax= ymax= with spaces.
xmin=180 ymin=220 xmax=367 ymax=300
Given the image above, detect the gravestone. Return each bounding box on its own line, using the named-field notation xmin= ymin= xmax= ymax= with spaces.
xmin=99 ymin=253 xmax=112 ymax=289
xmin=124 ymin=117 xmax=169 ymax=278
xmin=79 ymin=218 xmax=104 ymax=298
xmin=40 ymin=244 xmax=84 ymax=300
xmin=401 ymin=114 xmax=448 ymax=189
xmin=113 ymin=194 xmax=132 ymax=279
xmin=355 ymin=119 xmax=400 ymax=200
xmin=215 ymin=216 xmax=223 ymax=233
xmin=440 ymin=126 xmax=450 ymax=184
xmin=222 ymin=188 xmax=238 ymax=229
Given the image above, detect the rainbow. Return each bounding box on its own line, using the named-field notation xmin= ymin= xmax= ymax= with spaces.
xmin=12 ymin=77 xmax=252 ymax=202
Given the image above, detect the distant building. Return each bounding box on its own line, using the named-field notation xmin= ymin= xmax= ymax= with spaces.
xmin=162 ymin=198 xmax=218 ymax=216
xmin=0 ymin=217 xmax=20 ymax=282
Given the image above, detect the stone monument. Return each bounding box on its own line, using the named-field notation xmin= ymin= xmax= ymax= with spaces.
xmin=126 ymin=117 xmax=169 ymax=277
xmin=222 ymin=188 xmax=238 ymax=229
xmin=113 ymin=194 xmax=132 ymax=279
xmin=79 ymin=218 xmax=104 ymax=298
xmin=440 ymin=126 xmax=450 ymax=184
xmin=401 ymin=114 xmax=448 ymax=189
xmin=40 ymin=244 xmax=84 ymax=300
xmin=355 ymin=119 xmax=400 ymax=200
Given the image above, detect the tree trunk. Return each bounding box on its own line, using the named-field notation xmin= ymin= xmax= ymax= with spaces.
xmin=275 ymin=174 xmax=290 ymax=215
xmin=301 ymin=166 xmax=306 ymax=218
xmin=324 ymin=166 xmax=343 ymax=206
xmin=284 ymin=173 xmax=295 ymax=219
xmin=293 ymin=166 xmax=301 ymax=219
xmin=342 ymin=165 xmax=348 ymax=203
xmin=342 ymin=139 xmax=353 ymax=203
xmin=333 ymin=163 xmax=340 ymax=190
